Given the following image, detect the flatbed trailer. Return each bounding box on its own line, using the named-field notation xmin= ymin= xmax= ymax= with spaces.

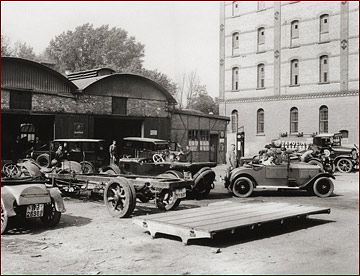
xmin=133 ymin=201 xmax=331 ymax=245
xmin=45 ymin=172 xmax=193 ymax=218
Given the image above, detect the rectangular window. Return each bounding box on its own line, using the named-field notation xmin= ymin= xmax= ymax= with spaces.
xmin=320 ymin=56 xmax=329 ymax=83
xmin=257 ymin=1 xmax=265 ymax=10
xmin=199 ymin=130 xmax=209 ymax=151
xmin=112 ymin=97 xmax=127 ymax=115
xmin=188 ymin=130 xmax=199 ymax=151
xmin=10 ymin=91 xmax=32 ymax=110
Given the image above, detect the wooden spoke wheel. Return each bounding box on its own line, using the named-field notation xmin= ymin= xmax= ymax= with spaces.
xmin=104 ymin=178 xmax=136 ymax=218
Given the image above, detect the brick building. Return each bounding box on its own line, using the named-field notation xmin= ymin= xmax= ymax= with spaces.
xmin=1 ymin=57 xmax=229 ymax=164
xmin=219 ymin=1 xmax=359 ymax=156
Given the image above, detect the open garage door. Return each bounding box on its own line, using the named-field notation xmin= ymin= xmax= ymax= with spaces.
xmin=94 ymin=117 xmax=143 ymax=156
xmin=1 ymin=113 xmax=54 ymax=162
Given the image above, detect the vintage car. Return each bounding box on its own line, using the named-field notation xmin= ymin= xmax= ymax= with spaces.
xmin=312 ymin=133 xmax=359 ymax=173
xmin=225 ymin=151 xmax=335 ymax=198
xmin=118 ymin=137 xmax=216 ymax=198
xmin=1 ymin=161 xmax=66 ymax=234
xmin=35 ymin=138 xmax=111 ymax=173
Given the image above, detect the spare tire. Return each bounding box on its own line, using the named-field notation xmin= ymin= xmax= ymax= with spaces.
xmin=36 ymin=153 xmax=50 ymax=168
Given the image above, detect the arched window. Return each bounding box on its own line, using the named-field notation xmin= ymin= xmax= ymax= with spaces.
xmin=290 ymin=59 xmax=299 ymax=85
xmin=232 ymin=1 xmax=239 ymax=16
xmin=257 ymin=109 xmax=264 ymax=134
xmin=319 ymin=55 xmax=329 ymax=83
xmin=290 ymin=107 xmax=298 ymax=133
xmin=320 ymin=14 xmax=329 ymax=33
xmin=231 ymin=110 xmax=238 ymax=133
xmin=232 ymin=32 xmax=239 ymax=50
xmin=232 ymin=67 xmax=239 ymax=91
xmin=257 ymin=64 xmax=265 ymax=88
xmin=291 ymin=20 xmax=299 ymax=39
xmin=319 ymin=105 xmax=328 ymax=133
xmin=257 ymin=27 xmax=265 ymax=45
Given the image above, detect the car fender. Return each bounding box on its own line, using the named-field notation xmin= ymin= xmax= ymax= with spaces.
xmin=229 ymin=170 xmax=257 ymax=189
xmin=334 ymin=155 xmax=355 ymax=163
xmin=193 ymin=167 xmax=216 ymax=190
xmin=48 ymin=187 xmax=66 ymax=213
xmin=102 ymin=164 xmax=121 ymax=174
xmin=1 ymin=192 xmax=17 ymax=217
xmin=302 ymin=173 xmax=335 ymax=188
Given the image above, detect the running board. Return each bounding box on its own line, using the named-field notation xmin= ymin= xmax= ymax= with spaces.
xmin=133 ymin=201 xmax=330 ymax=245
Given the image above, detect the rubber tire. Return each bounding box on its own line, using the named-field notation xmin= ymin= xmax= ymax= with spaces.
xmin=232 ymin=177 xmax=254 ymax=198
xmin=313 ymin=177 xmax=334 ymax=198
xmin=156 ymin=189 xmax=181 ymax=211
xmin=36 ymin=153 xmax=51 ymax=168
xmin=192 ymin=169 xmax=215 ymax=199
xmin=1 ymin=199 xmax=9 ymax=234
xmin=80 ymin=161 xmax=95 ymax=174
xmin=337 ymin=158 xmax=353 ymax=173
xmin=40 ymin=201 xmax=61 ymax=227
xmin=308 ymin=159 xmax=324 ymax=170
xmin=104 ymin=178 xmax=136 ymax=218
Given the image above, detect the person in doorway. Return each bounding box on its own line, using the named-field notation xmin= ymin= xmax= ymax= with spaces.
xmin=109 ymin=140 xmax=117 ymax=164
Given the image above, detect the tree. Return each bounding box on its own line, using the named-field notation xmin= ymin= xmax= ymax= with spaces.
xmin=13 ymin=41 xmax=37 ymax=61
xmin=136 ymin=68 xmax=178 ymax=96
xmin=45 ymin=23 xmax=145 ymax=73
xmin=187 ymin=89 xmax=219 ymax=115
xmin=1 ymin=33 xmax=12 ymax=56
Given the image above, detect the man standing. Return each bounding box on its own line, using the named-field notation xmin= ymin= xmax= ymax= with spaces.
xmin=183 ymin=145 xmax=193 ymax=163
xmin=109 ymin=140 xmax=117 ymax=164
xmin=226 ymin=144 xmax=237 ymax=179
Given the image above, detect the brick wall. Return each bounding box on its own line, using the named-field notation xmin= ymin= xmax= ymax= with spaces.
xmin=32 ymin=93 xmax=112 ymax=114
xmin=127 ymin=99 xmax=168 ymax=117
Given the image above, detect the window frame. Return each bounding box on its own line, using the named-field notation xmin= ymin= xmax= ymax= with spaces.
xmin=257 ymin=27 xmax=265 ymax=45
xmin=319 ymin=105 xmax=328 ymax=133
xmin=319 ymin=55 xmax=329 ymax=83
xmin=290 ymin=59 xmax=299 ymax=86
xmin=257 ymin=109 xmax=265 ymax=134
xmin=232 ymin=32 xmax=240 ymax=49
xmin=232 ymin=67 xmax=239 ymax=91
xmin=291 ymin=20 xmax=299 ymax=39
xmin=290 ymin=107 xmax=299 ymax=134
xmin=231 ymin=110 xmax=238 ymax=133
xmin=320 ymin=14 xmax=329 ymax=34
xmin=257 ymin=63 xmax=265 ymax=89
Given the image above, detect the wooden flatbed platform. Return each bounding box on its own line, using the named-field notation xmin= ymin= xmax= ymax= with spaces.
xmin=133 ymin=201 xmax=331 ymax=245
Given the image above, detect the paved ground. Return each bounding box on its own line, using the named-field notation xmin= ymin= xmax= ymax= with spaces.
xmin=1 ymin=166 xmax=359 ymax=275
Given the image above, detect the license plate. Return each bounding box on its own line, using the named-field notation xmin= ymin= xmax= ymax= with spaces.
xmin=175 ymin=188 xmax=186 ymax=199
xmin=26 ymin=204 xmax=45 ymax=218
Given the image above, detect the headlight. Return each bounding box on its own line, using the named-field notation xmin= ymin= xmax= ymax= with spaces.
xmin=352 ymin=150 xmax=358 ymax=160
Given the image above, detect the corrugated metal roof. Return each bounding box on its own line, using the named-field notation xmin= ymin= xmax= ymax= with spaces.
xmin=173 ymin=108 xmax=230 ymax=121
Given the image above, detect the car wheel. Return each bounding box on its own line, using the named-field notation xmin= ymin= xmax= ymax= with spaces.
xmin=1 ymin=200 xmax=9 ymax=234
xmin=80 ymin=161 xmax=95 ymax=174
xmin=36 ymin=153 xmax=50 ymax=168
xmin=313 ymin=177 xmax=334 ymax=198
xmin=104 ymin=178 xmax=136 ymax=218
xmin=337 ymin=158 xmax=353 ymax=173
xmin=232 ymin=177 xmax=254 ymax=198
xmin=156 ymin=189 xmax=181 ymax=211
xmin=308 ymin=160 xmax=324 ymax=170
xmin=192 ymin=169 xmax=215 ymax=199
xmin=40 ymin=201 xmax=61 ymax=227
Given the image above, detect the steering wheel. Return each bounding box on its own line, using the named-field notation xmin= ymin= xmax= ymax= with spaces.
xmin=3 ymin=163 xmax=20 ymax=177
xmin=153 ymin=154 xmax=165 ymax=163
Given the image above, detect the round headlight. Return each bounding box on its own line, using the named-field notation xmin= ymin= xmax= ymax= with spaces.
xmin=352 ymin=150 xmax=358 ymax=160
